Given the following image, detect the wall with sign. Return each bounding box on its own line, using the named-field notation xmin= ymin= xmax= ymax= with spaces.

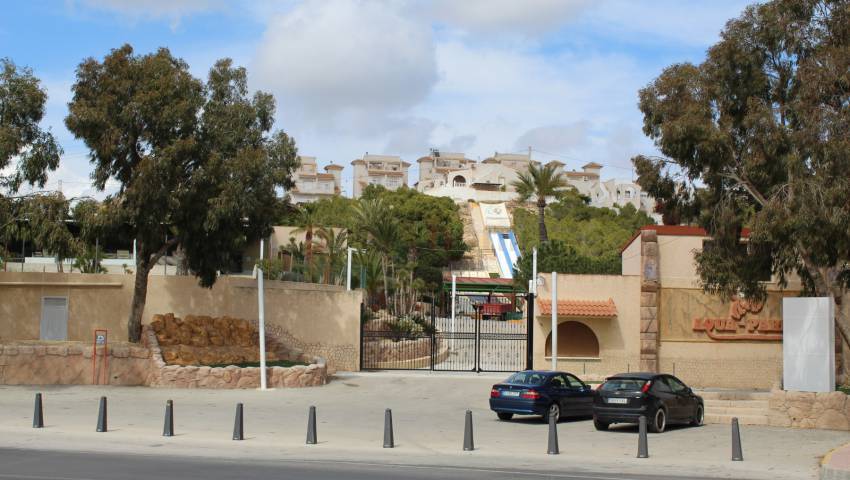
xmin=657 ymin=288 xmax=795 ymax=389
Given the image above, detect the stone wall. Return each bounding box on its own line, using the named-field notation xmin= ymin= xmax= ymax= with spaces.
xmin=0 ymin=341 xmax=154 ymax=385
xmin=0 ymin=272 xmax=362 ymax=371
xmin=0 ymin=331 xmax=328 ymax=389
xmin=143 ymin=327 xmax=327 ymax=388
xmin=769 ymin=390 xmax=850 ymax=431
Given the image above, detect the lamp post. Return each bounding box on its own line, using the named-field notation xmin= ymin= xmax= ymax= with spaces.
xmin=551 ymin=271 xmax=557 ymax=371
xmin=258 ymin=238 xmax=267 ymax=390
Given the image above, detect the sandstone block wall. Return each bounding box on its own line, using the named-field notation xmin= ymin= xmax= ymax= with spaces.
xmin=769 ymin=390 xmax=850 ymax=431
xmin=143 ymin=326 xmax=327 ymax=388
xmin=0 ymin=341 xmax=153 ymax=385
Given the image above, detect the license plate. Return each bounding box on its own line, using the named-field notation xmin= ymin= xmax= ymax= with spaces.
xmin=606 ymin=398 xmax=628 ymax=404
xmin=501 ymin=391 xmax=520 ymax=397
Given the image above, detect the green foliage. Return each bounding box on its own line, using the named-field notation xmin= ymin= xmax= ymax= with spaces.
xmin=0 ymin=58 xmax=62 ymax=193
xmin=513 ymin=189 xmax=655 ymax=269
xmin=511 ymin=162 xmax=568 ymax=242
xmin=65 ymin=45 xmax=298 ymax=341
xmin=632 ymin=0 xmax=850 ymax=345
xmin=73 ymin=246 xmax=106 ymax=274
xmin=514 ymin=240 xmax=621 ymax=289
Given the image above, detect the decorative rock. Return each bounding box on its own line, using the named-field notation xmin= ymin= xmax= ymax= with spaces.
xmin=47 ymin=345 xmax=68 ymax=356
xmin=33 ymin=345 xmax=46 ymax=356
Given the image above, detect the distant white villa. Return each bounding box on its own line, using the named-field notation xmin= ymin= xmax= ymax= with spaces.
xmin=289 ymin=156 xmax=344 ymax=204
xmin=350 ymin=154 xmax=411 ymax=198
xmin=415 ymin=150 xmax=657 ymax=216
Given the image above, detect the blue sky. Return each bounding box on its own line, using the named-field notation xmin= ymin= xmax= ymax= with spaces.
xmin=1 ymin=0 xmax=754 ymax=199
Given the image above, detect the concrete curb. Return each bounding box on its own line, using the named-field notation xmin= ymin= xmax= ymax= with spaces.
xmin=821 ymin=442 xmax=850 ymax=479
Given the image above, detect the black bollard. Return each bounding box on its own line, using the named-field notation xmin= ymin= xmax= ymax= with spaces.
xmin=232 ymin=403 xmax=244 ymax=441
xmin=96 ymin=396 xmax=107 ymax=433
xmin=731 ymin=417 xmax=744 ymax=461
xmin=163 ymin=400 xmax=174 ymax=437
xmin=383 ymin=409 xmax=394 ymax=448
xmin=33 ymin=393 xmax=44 ymax=429
xmin=547 ymin=410 xmax=559 ymax=455
xmin=306 ymin=405 xmax=317 ymax=445
xmin=637 ymin=415 xmax=648 ymax=458
xmin=463 ymin=410 xmax=474 ymax=451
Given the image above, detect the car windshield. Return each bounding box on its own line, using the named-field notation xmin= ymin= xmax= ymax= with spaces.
xmin=504 ymin=372 xmax=548 ymax=386
xmin=600 ymin=378 xmax=647 ymax=392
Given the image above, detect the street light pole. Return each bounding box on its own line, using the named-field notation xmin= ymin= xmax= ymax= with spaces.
xmin=532 ymin=247 xmax=538 ymax=295
xmin=451 ymin=274 xmax=457 ymax=352
xmin=258 ymin=238 xmax=267 ymax=390
xmin=346 ymin=247 xmax=354 ymax=291
xmin=551 ymin=271 xmax=557 ymax=371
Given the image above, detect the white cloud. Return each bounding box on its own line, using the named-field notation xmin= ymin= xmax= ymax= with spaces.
xmin=429 ymin=0 xmax=590 ymax=36
xmin=585 ymin=0 xmax=752 ymax=47
xmin=383 ymin=117 xmax=437 ymax=156
xmin=514 ymin=122 xmax=590 ymax=155
xmin=253 ymin=0 xmax=438 ymax=134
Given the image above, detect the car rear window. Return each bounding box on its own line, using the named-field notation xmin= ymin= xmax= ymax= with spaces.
xmin=504 ymin=372 xmax=547 ymax=385
xmin=600 ymin=378 xmax=647 ymax=392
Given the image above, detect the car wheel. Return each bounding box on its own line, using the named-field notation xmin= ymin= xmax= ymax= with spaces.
xmin=593 ymin=417 xmax=609 ymax=431
xmin=649 ymin=407 xmax=666 ymax=433
xmin=497 ymin=412 xmax=513 ymax=421
xmin=690 ymin=405 xmax=704 ymax=426
xmin=542 ymin=403 xmax=560 ymax=424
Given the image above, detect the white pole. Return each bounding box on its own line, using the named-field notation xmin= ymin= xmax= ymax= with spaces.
xmin=346 ymin=247 xmax=354 ymax=291
xmin=451 ymin=274 xmax=457 ymax=352
xmin=258 ymin=238 xmax=267 ymax=390
xmin=132 ymin=239 xmax=137 ymax=266
xmin=551 ymin=271 xmax=557 ymax=371
xmin=532 ymin=247 xmax=538 ymax=295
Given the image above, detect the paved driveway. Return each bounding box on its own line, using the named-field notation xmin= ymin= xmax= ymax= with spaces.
xmin=0 ymin=373 xmax=844 ymax=480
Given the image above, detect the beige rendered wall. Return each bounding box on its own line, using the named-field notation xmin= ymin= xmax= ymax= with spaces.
xmin=0 ymin=272 xmax=362 ymax=371
xmin=533 ymin=274 xmax=641 ymax=379
xmin=621 ymin=238 xmax=641 ymax=276
xmin=658 ymin=340 xmax=781 ymax=390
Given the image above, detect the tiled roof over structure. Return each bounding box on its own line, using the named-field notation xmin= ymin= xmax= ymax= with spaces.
xmin=538 ymin=298 xmax=617 ymax=317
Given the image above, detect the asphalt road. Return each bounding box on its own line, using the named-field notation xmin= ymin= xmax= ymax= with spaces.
xmin=0 ymin=448 xmax=734 ymax=480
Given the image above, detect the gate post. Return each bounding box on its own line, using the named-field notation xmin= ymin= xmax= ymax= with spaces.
xmin=430 ymin=296 xmax=436 ymax=371
xmin=474 ymin=305 xmax=481 ymax=373
xmin=359 ymin=302 xmax=365 ymax=371
xmin=526 ymin=293 xmax=534 ymax=370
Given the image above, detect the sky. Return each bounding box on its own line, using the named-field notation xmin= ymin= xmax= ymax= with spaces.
xmin=1 ymin=0 xmax=754 ymax=199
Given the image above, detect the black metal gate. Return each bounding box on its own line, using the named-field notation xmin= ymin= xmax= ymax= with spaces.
xmin=360 ymin=293 xmax=534 ymax=372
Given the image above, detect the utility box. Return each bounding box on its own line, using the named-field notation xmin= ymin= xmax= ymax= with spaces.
xmin=783 ymin=297 xmax=834 ymax=392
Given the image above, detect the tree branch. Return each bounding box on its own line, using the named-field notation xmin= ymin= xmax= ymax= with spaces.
xmin=148 ymin=236 xmax=180 ymax=268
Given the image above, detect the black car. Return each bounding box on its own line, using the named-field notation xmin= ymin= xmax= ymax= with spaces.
xmin=593 ymin=372 xmax=703 ymax=433
xmin=489 ymin=370 xmax=594 ymax=423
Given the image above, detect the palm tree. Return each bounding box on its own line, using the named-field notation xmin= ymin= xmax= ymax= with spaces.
xmin=354 ymin=198 xmax=399 ymax=310
xmin=292 ymin=204 xmax=320 ymax=281
xmin=355 ymin=249 xmax=384 ymax=308
xmin=511 ymin=162 xmax=568 ymax=243
xmin=316 ymin=226 xmax=349 ymax=285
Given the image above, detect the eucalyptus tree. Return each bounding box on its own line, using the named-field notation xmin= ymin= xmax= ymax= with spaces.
xmin=66 ymin=45 xmax=298 ymax=342
xmin=0 ymin=58 xmax=63 ymax=263
xmin=511 ymin=163 xmax=568 ymax=243
xmin=632 ymin=0 xmax=850 ymax=354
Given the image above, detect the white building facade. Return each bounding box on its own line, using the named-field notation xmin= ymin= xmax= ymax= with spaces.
xmin=416 ymin=151 xmax=658 ymax=216
xmin=289 ymin=156 xmax=344 ymax=204
xmin=351 ymin=154 xmax=411 ymax=198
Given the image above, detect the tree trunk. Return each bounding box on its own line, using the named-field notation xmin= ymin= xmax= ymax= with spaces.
xmin=537 ymin=198 xmax=548 ymax=243
xmin=127 ymin=257 xmax=151 ymax=343
xmin=305 ymin=227 xmax=313 ymax=282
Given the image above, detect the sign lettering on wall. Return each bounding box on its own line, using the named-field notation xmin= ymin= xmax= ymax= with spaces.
xmin=659 ymin=289 xmax=791 ymax=342
xmin=691 ymin=297 xmax=782 ymax=341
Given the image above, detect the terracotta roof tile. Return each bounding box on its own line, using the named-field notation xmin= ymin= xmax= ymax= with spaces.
xmin=537 ymin=298 xmax=617 ymax=317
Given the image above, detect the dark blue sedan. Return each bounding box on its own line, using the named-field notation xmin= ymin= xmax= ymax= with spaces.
xmin=489 ymin=370 xmax=595 ymax=423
